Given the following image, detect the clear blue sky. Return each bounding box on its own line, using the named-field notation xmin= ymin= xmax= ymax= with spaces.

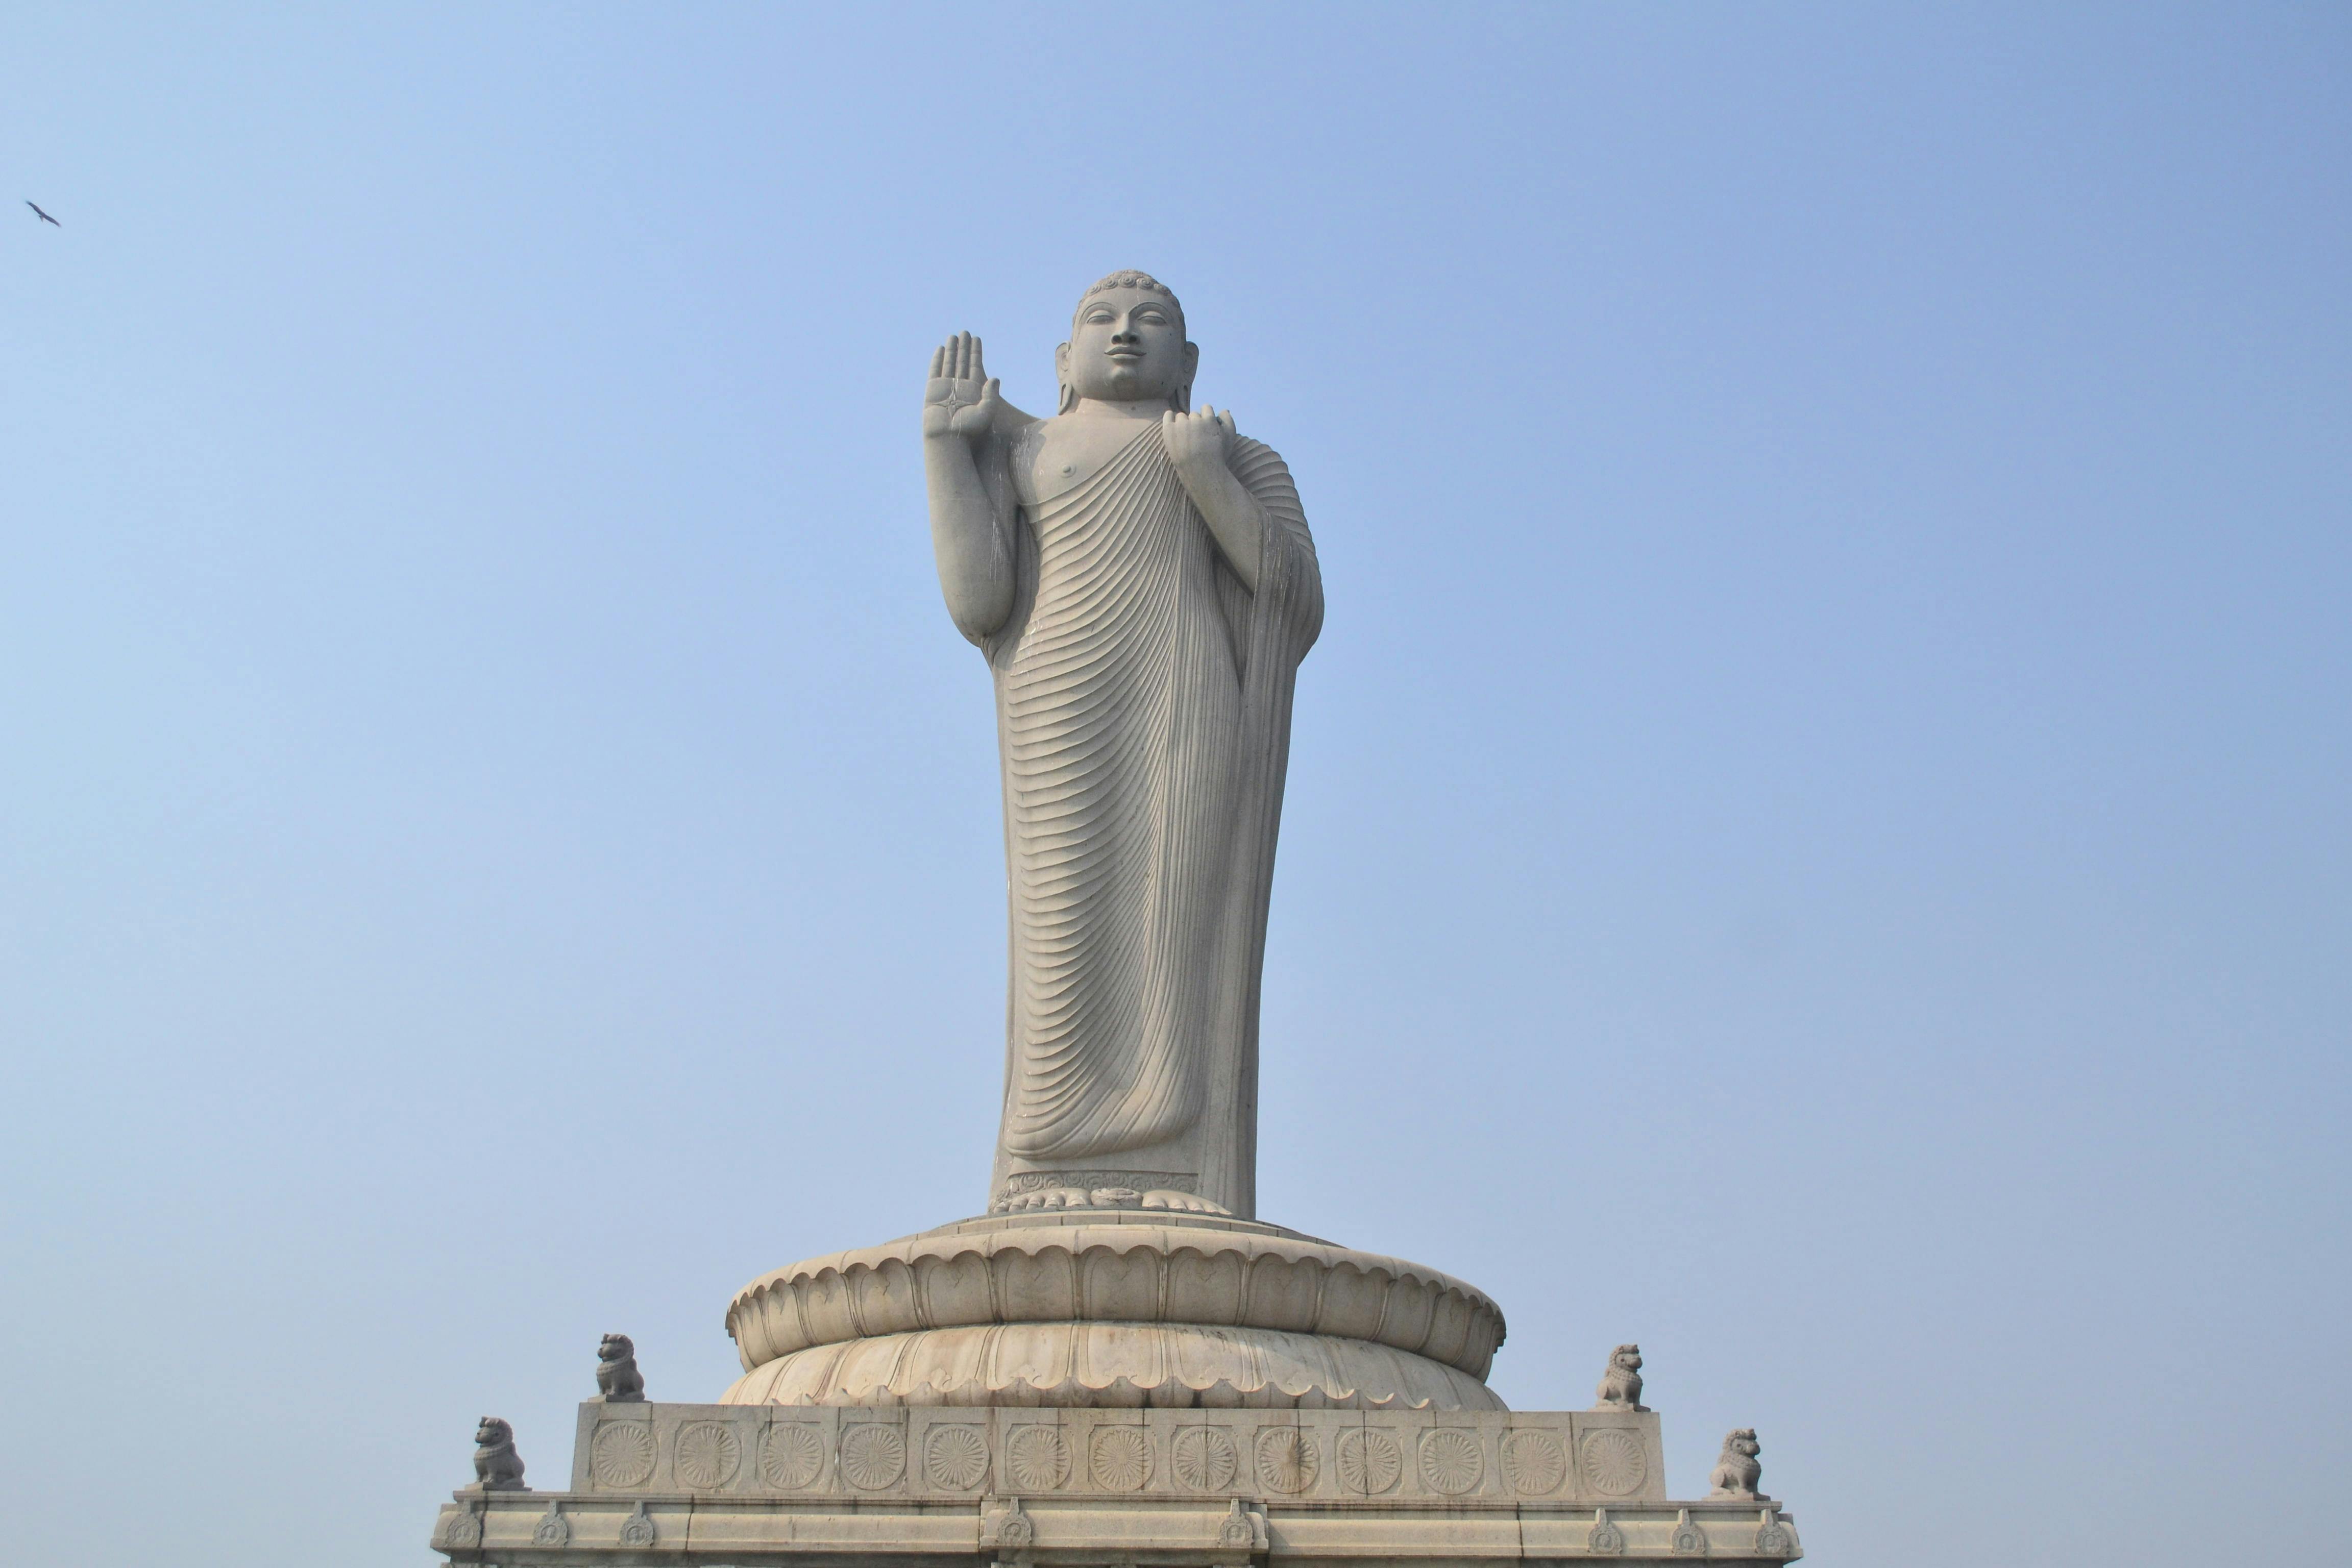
xmin=4 ymin=6 xmax=2345 ymax=1564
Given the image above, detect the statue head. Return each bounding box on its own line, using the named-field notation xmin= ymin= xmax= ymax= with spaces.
xmin=1057 ymin=270 xmax=1197 ymax=414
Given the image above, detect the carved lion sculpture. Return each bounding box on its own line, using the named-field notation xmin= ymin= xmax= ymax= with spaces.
xmin=595 ymin=1333 xmax=646 ymax=1403
xmin=1592 ymin=1343 xmax=1647 ymax=1410
xmin=1707 ymin=1428 xmax=1765 ymax=1500
xmin=472 ymin=1417 xmax=527 ymax=1490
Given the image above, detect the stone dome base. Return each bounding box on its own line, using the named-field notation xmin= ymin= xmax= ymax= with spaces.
xmin=720 ymin=1320 xmax=1506 ymax=1411
xmin=722 ymin=1211 xmax=1510 ymax=1412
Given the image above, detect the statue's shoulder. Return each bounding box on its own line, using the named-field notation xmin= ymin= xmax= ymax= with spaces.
xmin=1006 ymin=414 xmax=1045 ymax=463
xmin=1228 ymin=435 xmax=1304 ymax=514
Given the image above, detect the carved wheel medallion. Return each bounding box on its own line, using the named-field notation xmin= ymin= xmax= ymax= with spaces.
xmin=1589 ymin=1511 xmax=1626 ymax=1555
xmin=674 ymin=1421 xmax=742 ymax=1489
xmin=1171 ymin=1426 xmax=1238 ymax=1491
xmin=1090 ymin=1427 xmax=1153 ymax=1491
xmin=1255 ymin=1428 xmax=1318 ymax=1494
xmin=838 ymin=1424 xmax=906 ymax=1489
xmin=924 ymin=1426 xmax=989 ymax=1491
xmin=1007 ymin=1426 xmax=1071 ymax=1491
xmin=1502 ymin=1430 xmax=1567 ymax=1495
xmin=1581 ymin=1430 xmax=1647 ymax=1497
xmin=1419 ymin=1429 xmax=1484 ymax=1494
xmin=590 ymin=1422 xmax=656 ymax=1488
xmin=758 ymin=1424 xmax=824 ymax=1490
xmin=1335 ymin=1429 xmax=1402 ymax=1495
xmin=437 ymin=1506 xmax=482 ymax=1549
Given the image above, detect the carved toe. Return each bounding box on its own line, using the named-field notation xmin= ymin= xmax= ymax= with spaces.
xmin=1140 ymin=1189 xmax=1231 ymax=1215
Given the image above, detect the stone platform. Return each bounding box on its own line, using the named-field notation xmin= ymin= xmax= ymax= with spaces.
xmin=429 ymin=1403 xmax=1802 ymax=1563
xmin=721 ymin=1213 xmax=1507 ymax=1412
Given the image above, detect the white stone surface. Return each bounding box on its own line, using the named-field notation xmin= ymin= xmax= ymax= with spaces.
xmin=571 ymin=1404 xmax=1658 ymax=1502
xmin=726 ymin=1213 xmax=1505 ymax=1382
xmin=430 ymin=1401 xmax=1802 ymax=1562
xmin=723 ymin=1212 xmax=1506 ymax=1411
xmin=923 ymin=274 xmax=1322 ymax=1221
xmin=721 ymin=1321 xmax=1504 ymax=1412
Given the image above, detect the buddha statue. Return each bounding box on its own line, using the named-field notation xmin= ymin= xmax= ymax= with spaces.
xmin=921 ymin=271 xmax=1324 ymax=1220
xmin=715 ymin=276 xmax=1501 ymax=1412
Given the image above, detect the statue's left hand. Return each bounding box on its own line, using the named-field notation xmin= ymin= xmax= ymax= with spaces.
xmin=1161 ymin=405 xmax=1235 ymax=478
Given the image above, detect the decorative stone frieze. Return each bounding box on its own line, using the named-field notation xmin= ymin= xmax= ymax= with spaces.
xmin=436 ymin=1400 xmax=1798 ymax=1563
xmin=563 ymin=1403 xmax=1664 ymax=1504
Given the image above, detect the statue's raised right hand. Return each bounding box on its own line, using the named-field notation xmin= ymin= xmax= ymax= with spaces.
xmin=924 ymin=332 xmax=1001 ymax=443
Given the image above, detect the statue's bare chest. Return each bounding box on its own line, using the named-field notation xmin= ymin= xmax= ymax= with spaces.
xmin=1012 ymin=416 xmax=1162 ymax=508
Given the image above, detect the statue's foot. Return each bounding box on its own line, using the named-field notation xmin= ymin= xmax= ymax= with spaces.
xmin=999 ymin=1186 xmax=1092 ymax=1212
xmin=992 ymin=1186 xmax=1233 ymax=1215
xmin=1141 ymin=1189 xmax=1231 ymax=1215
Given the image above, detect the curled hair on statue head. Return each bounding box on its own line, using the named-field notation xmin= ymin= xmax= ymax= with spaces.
xmin=1059 ymin=270 xmax=1192 ymax=413
xmin=1073 ymin=270 xmax=1185 ymax=332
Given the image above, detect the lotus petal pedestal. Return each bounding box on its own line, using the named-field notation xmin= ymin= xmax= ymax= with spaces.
xmin=721 ymin=1211 xmax=1508 ymax=1412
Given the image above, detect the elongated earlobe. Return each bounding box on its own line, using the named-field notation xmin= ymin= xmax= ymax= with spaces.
xmin=1056 ymin=341 xmax=1076 ymax=414
xmin=1170 ymin=341 xmax=1199 ymax=413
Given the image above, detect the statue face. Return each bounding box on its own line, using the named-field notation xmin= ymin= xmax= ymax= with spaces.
xmin=1062 ymin=286 xmax=1196 ymax=405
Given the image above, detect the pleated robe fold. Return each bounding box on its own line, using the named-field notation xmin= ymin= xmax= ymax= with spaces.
xmin=978 ymin=423 xmax=1321 ymax=1218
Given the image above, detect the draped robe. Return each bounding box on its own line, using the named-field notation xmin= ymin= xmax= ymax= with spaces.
xmin=971 ymin=422 xmax=1321 ymax=1219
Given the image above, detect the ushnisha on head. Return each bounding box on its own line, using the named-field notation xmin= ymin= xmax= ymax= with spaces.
xmin=1057 ymin=269 xmax=1199 ymax=414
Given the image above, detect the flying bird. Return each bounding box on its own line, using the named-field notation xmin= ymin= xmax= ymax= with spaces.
xmin=26 ymin=201 xmax=60 ymax=226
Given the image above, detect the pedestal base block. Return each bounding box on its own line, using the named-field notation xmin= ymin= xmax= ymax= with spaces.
xmin=429 ymin=1403 xmax=1801 ymax=1564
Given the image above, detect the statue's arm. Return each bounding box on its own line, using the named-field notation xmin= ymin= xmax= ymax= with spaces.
xmin=1164 ymin=407 xmax=1267 ymax=593
xmin=1232 ymin=437 xmax=1323 ymax=649
xmin=924 ymin=425 xmax=1021 ymax=643
xmin=922 ymin=335 xmax=1028 ymax=644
